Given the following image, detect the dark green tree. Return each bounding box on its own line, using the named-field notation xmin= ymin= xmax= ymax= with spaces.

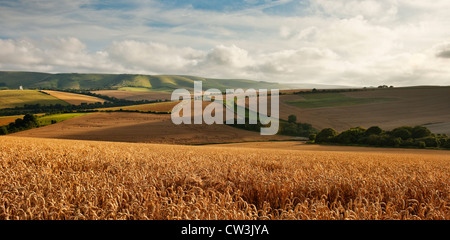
xmin=418 ymin=141 xmax=426 ymax=148
xmin=411 ymin=126 xmax=431 ymax=138
xmin=335 ymin=127 xmax=366 ymax=144
xmin=365 ymin=126 xmax=383 ymax=136
xmin=441 ymin=139 xmax=450 ymax=148
xmin=422 ymin=137 xmax=439 ymax=148
xmin=391 ymin=127 xmax=412 ymax=140
xmin=0 ymin=126 xmax=8 ymax=135
xmin=315 ymin=128 xmax=337 ymax=143
xmin=288 ymin=115 xmax=297 ymax=124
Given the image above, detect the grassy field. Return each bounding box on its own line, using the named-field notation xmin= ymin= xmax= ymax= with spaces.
xmin=284 ymin=92 xmax=393 ymax=108
xmin=0 ymin=136 xmax=448 ymax=220
xmin=0 ymin=90 xmax=69 ymax=109
xmin=37 ymin=113 xmax=90 ymax=126
xmin=41 ymin=90 xmax=106 ymax=105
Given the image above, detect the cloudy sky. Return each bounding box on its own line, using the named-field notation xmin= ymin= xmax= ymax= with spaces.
xmin=0 ymin=0 xmax=449 ymax=87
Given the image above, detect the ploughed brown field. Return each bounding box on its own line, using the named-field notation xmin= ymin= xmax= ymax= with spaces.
xmin=0 ymin=136 xmax=448 ymax=220
xmin=11 ymin=112 xmax=289 ymax=144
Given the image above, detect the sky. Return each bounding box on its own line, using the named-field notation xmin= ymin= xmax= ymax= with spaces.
xmin=0 ymin=0 xmax=449 ymax=87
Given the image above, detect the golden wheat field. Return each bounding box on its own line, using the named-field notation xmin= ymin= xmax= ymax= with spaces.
xmin=0 ymin=136 xmax=448 ymax=220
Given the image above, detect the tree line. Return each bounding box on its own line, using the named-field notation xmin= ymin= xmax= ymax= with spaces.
xmin=309 ymin=125 xmax=450 ymax=149
xmin=278 ymin=114 xmax=317 ymax=137
xmin=292 ymin=86 xmax=394 ymax=95
xmin=0 ymin=114 xmax=39 ymax=135
xmin=227 ymin=114 xmax=317 ymax=138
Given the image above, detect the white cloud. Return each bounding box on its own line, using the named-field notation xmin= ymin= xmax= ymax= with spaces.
xmin=0 ymin=0 xmax=449 ymax=87
xmin=0 ymin=38 xmax=43 ymax=65
xmin=203 ymin=45 xmax=253 ymax=68
xmin=0 ymin=37 xmax=122 ymax=73
xmin=310 ymin=0 xmax=397 ymax=21
xmin=107 ymin=40 xmax=204 ymax=73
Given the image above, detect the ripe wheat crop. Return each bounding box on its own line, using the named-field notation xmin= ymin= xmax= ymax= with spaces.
xmin=0 ymin=136 xmax=448 ymax=220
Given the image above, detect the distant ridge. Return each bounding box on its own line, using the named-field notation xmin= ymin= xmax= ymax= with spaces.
xmin=0 ymin=71 xmax=350 ymax=91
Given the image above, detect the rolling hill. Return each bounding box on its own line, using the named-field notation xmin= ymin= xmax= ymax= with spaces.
xmin=0 ymin=90 xmax=70 ymax=109
xmin=11 ymin=112 xmax=290 ymax=144
xmin=0 ymin=71 xmax=304 ymax=91
xmin=278 ymin=86 xmax=450 ymax=135
xmin=40 ymin=90 xmax=107 ymax=105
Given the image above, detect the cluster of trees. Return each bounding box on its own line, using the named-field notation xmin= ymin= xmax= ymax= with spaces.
xmin=293 ymin=88 xmax=366 ymax=95
xmin=228 ymin=114 xmax=317 ymax=138
xmin=0 ymin=114 xmax=39 ymax=135
xmin=291 ymin=85 xmax=395 ymax=95
xmin=310 ymin=125 xmax=450 ymax=149
xmin=278 ymin=115 xmax=317 ymax=137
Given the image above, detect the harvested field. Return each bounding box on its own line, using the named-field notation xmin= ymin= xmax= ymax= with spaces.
xmin=41 ymin=90 xmax=106 ymax=105
xmin=0 ymin=136 xmax=448 ymax=220
xmin=92 ymin=90 xmax=172 ymax=102
xmin=0 ymin=115 xmax=23 ymax=126
xmin=11 ymin=112 xmax=289 ymax=144
xmin=278 ymin=87 xmax=450 ymax=134
xmin=97 ymin=101 xmax=180 ymax=113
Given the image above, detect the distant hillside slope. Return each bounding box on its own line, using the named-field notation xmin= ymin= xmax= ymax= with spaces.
xmin=0 ymin=71 xmax=299 ymax=91
xmin=278 ymin=86 xmax=450 ymax=135
xmin=11 ymin=112 xmax=290 ymax=144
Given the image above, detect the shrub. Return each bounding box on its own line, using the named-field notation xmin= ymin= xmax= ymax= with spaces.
xmin=422 ymin=137 xmax=439 ymax=148
xmin=393 ymin=137 xmax=402 ymax=148
xmin=366 ymin=134 xmax=383 ymax=146
xmin=418 ymin=141 xmax=426 ymax=148
xmin=376 ymin=135 xmax=397 ymax=147
xmin=309 ymin=133 xmax=316 ymax=141
xmin=441 ymin=139 xmax=450 ymax=149
xmin=401 ymin=138 xmax=415 ymax=147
